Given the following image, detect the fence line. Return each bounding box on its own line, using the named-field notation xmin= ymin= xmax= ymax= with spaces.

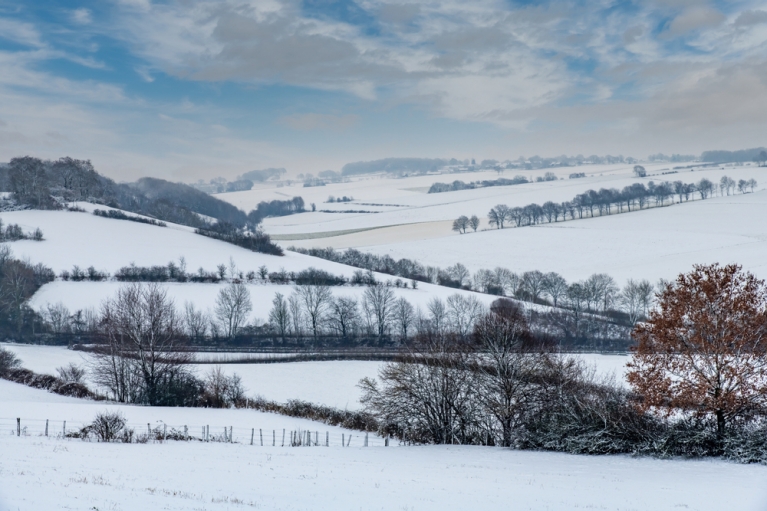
xmin=0 ymin=417 xmax=393 ymax=448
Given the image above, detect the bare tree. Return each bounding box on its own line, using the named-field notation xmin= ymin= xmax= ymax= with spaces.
xmin=296 ymin=285 xmax=333 ymax=339
xmin=446 ymin=294 xmax=485 ymax=339
xmin=584 ymin=273 xmax=619 ymax=312
xmin=427 ymin=297 xmax=447 ymax=332
xmin=326 ymin=296 xmax=359 ymax=341
xmin=93 ymin=283 xmax=191 ymax=405
xmin=268 ymin=292 xmax=291 ymax=343
xmin=494 ymin=268 xmax=519 ymax=297
xmin=393 ymin=297 xmax=415 ymax=342
xmin=488 ymin=204 xmax=510 ymax=229
xmin=183 ymin=302 xmax=208 ymax=340
xmin=447 ymin=263 xmax=471 ymax=288
xmin=44 ymin=302 xmax=71 ymax=334
xmin=360 ymin=331 xmax=477 ymax=444
xmin=473 ymin=303 xmax=547 ymax=447
xmin=541 ymin=272 xmax=568 ymax=307
xmin=214 ymin=282 xmax=253 ymax=338
xmin=452 ymin=215 xmax=470 ymax=234
xmin=363 ymin=285 xmax=396 ymax=342
xmin=520 ymin=270 xmax=546 ymax=303
xmin=288 ymin=292 xmax=304 ymax=337
xmin=469 ymin=215 xmax=480 ymax=232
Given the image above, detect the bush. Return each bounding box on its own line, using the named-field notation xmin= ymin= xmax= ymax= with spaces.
xmin=57 ymin=363 xmax=86 ymax=384
xmin=91 ymin=411 xmax=128 ymax=442
xmin=0 ymin=347 xmax=21 ymax=377
xmin=295 ymin=267 xmax=347 ymax=286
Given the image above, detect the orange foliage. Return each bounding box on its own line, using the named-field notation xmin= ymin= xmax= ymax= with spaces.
xmin=627 ymin=264 xmax=767 ymax=435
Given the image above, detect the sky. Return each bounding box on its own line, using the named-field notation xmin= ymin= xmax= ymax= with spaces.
xmin=0 ymin=0 xmax=766 ymax=181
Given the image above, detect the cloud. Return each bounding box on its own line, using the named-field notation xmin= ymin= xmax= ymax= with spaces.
xmin=277 ymin=113 xmax=359 ymax=131
xmin=733 ymin=10 xmax=767 ymax=28
xmin=3 ymin=0 xmax=767 ymax=180
xmin=0 ymin=18 xmax=44 ymax=47
xmin=378 ymin=4 xmax=420 ymax=24
xmin=71 ymin=8 xmax=92 ymax=25
xmin=666 ymin=6 xmax=725 ymax=37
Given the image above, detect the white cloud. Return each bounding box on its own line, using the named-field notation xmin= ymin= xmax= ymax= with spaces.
xmin=0 ymin=18 xmax=44 ymax=48
xmin=71 ymin=8 xmax=93 ymax=25
xmin=666 ymin=6 xmax=725 ymax=37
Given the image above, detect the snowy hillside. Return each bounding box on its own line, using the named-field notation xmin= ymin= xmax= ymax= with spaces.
xmin=369 ymin=190 xmax=767 ymax=284
xmin=2 ymin=380 xmax=766 ymax=511
xmin=1 ymin=208 xmax=499 ymax=319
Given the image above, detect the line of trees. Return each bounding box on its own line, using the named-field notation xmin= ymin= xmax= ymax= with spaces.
xmin=486 ymin=176 xmax=756 ymax=229
xmin=429 ymin=175 xmax=529 ymax=194
xmin=288 ymin=247 xmax=657 ymax=346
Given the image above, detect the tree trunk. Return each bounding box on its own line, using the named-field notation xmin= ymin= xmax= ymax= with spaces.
xmin=716 ymin=409 xmax=726 ymax=439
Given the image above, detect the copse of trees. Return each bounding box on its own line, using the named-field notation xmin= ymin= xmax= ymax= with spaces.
xmin=246 ymin=197 xmax=305 ymax=224
xmin=196 ymin=222 xmax=283 ymax=256
xmin=429 ymin=175 xmax=528 ymax=194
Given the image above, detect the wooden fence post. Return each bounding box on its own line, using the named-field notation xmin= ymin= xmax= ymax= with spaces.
xmin=251 ymin=428 xmax=254 ymax=445
xmin=16 ymin=418 xmax=20 ymax=437
xmin=273 ymin=429 xmax=275 ymax=446
xmin=385 ymin=435 xmax=389 ymax=447
xmin=230 ymin=426 xmax=233 ymax=443
xmin=163 ymin=424 xmax=167 ymax=441
xmin=45 ymin=419 xmax=48 ymax=437
xmin=282 ymin=429 xmax=285 ymax=447
xmin=260 ymin=428 xmax=263 ymax=446
xmin=342 ymin=433 xmax=345 ymax=447
xmin=63 ymin=420 xmax=66 ymax=437
xmin=365 ymin=433 xmax=368 ymax=447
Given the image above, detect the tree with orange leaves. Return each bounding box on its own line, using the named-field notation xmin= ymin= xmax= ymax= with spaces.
xmin=627 ymin=264 xmax=767 ymax=437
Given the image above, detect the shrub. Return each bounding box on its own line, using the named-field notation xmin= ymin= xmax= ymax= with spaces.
xmin=57 ymin=363 xmax=87 ymax=384
xmin=91 ymin=411 xmax=128 ymax=442
xmin=0 ymin=347 xmax=21 ymax=377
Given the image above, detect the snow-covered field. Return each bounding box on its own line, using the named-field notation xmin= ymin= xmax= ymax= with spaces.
xmin=3 ymin=206 xmax=501 ymax=322
xmin=368 ymin=190 xmax=767 ymax=284
xmin=4 ymin=163 xmax=767 ymax=510
xmin=210 ymin=163 xmax=767 ymax=285
xmin=232 ymin=163 xmax=762 ymax=237
xmin=2 ymin=380 xmax=766 ymax=511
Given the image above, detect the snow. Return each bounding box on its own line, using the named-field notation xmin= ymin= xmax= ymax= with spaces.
xmin=1 ymin=382 xmax=766 ymax=511
xmin=248 ymin=164 xmax=762 ymax=236
xmin=1 ymin=206 xmax=502 ymax=318
xmin=2 ymin=344 xmax=632 ymax=410
xmin=363 ymin=190 xmax=767 ymax=284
